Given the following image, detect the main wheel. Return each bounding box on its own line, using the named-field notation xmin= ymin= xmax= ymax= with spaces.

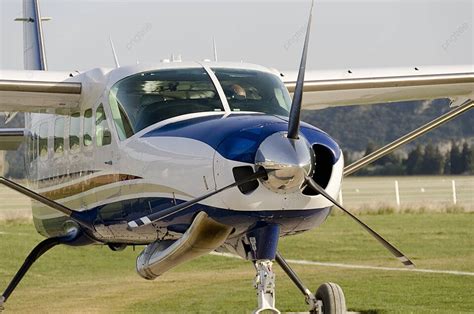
xmin=315 ymin=282 xmax=346 ymax=314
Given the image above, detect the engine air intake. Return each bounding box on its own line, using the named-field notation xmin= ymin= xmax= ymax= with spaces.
xmin=303 ymin=144 xmax=334 ymax=196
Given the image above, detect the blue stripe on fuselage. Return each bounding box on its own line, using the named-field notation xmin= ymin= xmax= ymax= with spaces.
xmin=142 ymin=114 xmax=341 ymax=164
xmin=72 ymin=196 xmax=332 ymax=242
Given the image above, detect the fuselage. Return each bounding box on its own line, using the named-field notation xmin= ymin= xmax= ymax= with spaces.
xmin=23 ymin=61 xmax=343 ymax=255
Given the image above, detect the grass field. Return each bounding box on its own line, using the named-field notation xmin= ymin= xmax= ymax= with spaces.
xmin=1 ymin=213 xmax=473 ymax=313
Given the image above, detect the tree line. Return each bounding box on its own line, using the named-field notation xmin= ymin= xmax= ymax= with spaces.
xmin=350 ymin=140 xmax=474 ymax=176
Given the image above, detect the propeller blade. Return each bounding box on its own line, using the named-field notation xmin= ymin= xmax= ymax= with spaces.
xmin=128 ymin=169 xmax=267 ymax=229
xmin=287 ymin=0 xmax=315 ymax=139
xmin=305 ymin=176 xmax=415 ymax=268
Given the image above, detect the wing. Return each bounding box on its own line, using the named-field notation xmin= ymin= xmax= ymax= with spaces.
xmin=283 ymin=65 xmax=474 ymax=110
xmin=0 ymin=70 xmax=82 ymax=112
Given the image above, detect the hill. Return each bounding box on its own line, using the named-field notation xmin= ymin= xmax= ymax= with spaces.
xmin=301 ymin=98 xmax=474 ymax=153
xmin=1 ymin=99 xmax=473 ymax=178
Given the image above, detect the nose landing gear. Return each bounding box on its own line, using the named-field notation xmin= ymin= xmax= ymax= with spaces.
xmin=253 ymin=260 xmax=279 ymax=314
xmin=251 ymin=252 xmax=346 ymax=314
xmin=247 ymin=225 xmax=346 ymax=313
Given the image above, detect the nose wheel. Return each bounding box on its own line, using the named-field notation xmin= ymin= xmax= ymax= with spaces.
xmin=314 ymin=282 xmax=346 ymax=314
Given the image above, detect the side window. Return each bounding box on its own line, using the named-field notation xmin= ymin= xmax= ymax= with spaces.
xmin=69 ymin=112 xmax=81 ymax=152
xmin=109 ymin=91 xmax=134 ymax=140
xmin=54 ymin=117 xmax=65 ymax=157
xmin=83 ymin=109 xmax=93 ymax=147
xmin=39 ymin=123 xmax=49 ymax=160
xmin=96 ymin=104 xmax=112 ymax=146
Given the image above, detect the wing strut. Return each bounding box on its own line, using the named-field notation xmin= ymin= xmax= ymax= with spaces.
xmin=0 ymin=176 xmax=95 ymax=231
xmin=344 ymin=99 xmax=473 ymax=176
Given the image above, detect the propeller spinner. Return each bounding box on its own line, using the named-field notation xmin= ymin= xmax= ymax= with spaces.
xmin=255 ymin=131 xmax=314 ymax=193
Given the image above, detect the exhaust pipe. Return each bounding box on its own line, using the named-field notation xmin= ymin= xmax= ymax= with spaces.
xmin=136 ymin=211 xmax=233 ymax=280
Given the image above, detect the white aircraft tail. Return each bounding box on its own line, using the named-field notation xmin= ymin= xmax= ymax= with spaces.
xmin=15 ymin=0 xmax=49 ymax=70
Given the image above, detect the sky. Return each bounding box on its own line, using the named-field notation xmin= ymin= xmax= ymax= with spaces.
xmin=0 ymin=0 xmax=472 ymax=72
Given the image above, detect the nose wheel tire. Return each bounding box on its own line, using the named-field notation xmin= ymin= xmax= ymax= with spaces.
xmin=314 ymin=282 xmax=346 ymax=314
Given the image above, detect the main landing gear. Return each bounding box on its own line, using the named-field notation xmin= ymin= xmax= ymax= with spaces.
xmin=252 ymin=252 xmax=346 ymax=314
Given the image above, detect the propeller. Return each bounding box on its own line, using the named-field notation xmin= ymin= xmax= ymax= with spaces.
xmin=305 ymin=176 xmax=415 ymax=268
xmin=127 ymin=168 xmax=268 ymax=229
xmin=285 ymin=0 xmax=415 ymax=268
xmin=287 ymin=0 xmax=314 ymax=139
xmin=128 ymin=0 xmax=415 ymax=270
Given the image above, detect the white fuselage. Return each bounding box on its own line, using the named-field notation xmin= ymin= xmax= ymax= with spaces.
xmin=22 ymin=62 xmax=343 ymax=252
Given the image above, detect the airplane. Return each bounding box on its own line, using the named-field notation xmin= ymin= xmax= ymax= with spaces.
xmin=0 ymin=0 xmax=473 ymax=313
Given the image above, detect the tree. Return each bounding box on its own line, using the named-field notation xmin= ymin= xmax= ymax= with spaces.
xmin=364 ymin=142 xmax=377 ymax=156
xmin=377 ymin=152 xmax=402 ymax=167
xmin=449 ymin=140 xmax=463 ymax=174
xmin=362 ymin=142 xmax=401 ymax=167
xmin=405 ymin=145 xmax=423 ymax=175
xmin=342 ymin=150 xmax=351 ymax=164
xmin=420 ymin=144 xmax=444 ymax=174
xmin=460 ymin=142 xmax=473 ymax=174
xmin=470 ymin=147 xmax=474 ymax=174
xmin=443 ymin=156 xmax=451 ymax=174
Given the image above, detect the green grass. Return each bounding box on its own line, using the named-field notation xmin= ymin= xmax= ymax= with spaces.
xmin=1 ymin=213 xmax=473 ymax=313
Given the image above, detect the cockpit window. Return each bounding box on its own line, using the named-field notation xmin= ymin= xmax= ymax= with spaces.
xmin=212 ymin=68 xmax=291 ymax=116
xmin=109 ymin=68 xmax=223 ymax=140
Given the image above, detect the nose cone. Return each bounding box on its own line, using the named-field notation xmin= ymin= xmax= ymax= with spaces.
xmin=255 ymin=132 xmax=315 ymax=193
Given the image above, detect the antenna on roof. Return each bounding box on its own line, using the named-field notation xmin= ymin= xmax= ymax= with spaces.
xmin=213 ymin=37 xmax=218 ymax=62
xmin=109 ymin=36 xmax=120 ymax=68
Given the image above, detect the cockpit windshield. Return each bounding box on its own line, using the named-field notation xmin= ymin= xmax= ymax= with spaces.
xmin=109 ymin=68 xmax=223 ymax=140
xmin=108 ymin=67 xmax=292 ymax=140
xmin=212 ymin=68 xmax=291 ymax=116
